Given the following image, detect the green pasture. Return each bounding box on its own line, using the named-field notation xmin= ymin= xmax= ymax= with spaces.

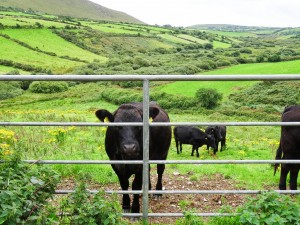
xmin=82 ymin=22 xmax=143 ymax=35
xmin=0 ymin=15 xmax=70 ymax=28
xmin=158 ymin=33 xmax=192 ymax=44
xmin=0 ymin=29 xmax=107 ymax=62
xmin=213 ymin=40 xmax=231 ymax=48
xmin=205 ymin=59 xmax=300 ymax=74
xmin=82 ymin=21 xmax=172 ymax=35
xmin=0 ymin=65 xmax=29 ymax=74
xmin=155 ymin=80 xmax=254 ymax=100
xmin=202 ymin=29 xmax=255 ymax=37
xmin=0 ymin=16 xmax=30 ymax=26
xmin=154 ymin=59 xmax=300 ymax=100
xmin=0 ymin=36 xmax=83 ymax=73
xmin=177 ymin=34 xmax=209 ymax=44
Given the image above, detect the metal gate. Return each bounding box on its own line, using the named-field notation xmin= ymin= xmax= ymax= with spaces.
xmin=1 ymin=74 xmax=300 ymax=222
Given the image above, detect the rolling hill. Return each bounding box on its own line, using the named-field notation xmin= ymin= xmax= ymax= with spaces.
xmin=0 ymin=0 xmax=143 ymax=23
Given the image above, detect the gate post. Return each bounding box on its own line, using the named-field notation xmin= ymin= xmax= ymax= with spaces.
xmin=142 ymin=79 xmax=150 ymax=223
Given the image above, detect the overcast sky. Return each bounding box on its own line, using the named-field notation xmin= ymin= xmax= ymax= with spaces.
xmin=89 ymin=0 xmax=300 ymax=27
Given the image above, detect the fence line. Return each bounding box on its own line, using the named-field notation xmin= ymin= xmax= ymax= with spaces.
xmin=1 ymin=121 xmax=300 ymax=126
xmin=1 ymin=74 xmax=300 ymax=221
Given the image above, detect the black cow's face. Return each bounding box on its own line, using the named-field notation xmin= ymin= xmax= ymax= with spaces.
xmin=206 ymin=134 xmax=216 ymax=149
xmin=209 ymin=126 xmax=222 ymax=140
xmin=95 ymin=104 xmax=160 ymax=160
xmin=113 ymin=110 xmax=143 ymax=160
xmin=214 ymin=126 xmax=223 ymax=140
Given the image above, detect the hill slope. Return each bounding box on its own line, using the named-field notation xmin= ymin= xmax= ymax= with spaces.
xmin=0 ymin=0 xmax=143 ymax=23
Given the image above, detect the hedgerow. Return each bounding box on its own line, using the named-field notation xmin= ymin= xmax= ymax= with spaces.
xmin=29 ymin=81 xmax=69 ymax=94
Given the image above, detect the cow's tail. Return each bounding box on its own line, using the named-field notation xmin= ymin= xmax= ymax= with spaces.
xmin=274 ymin=142 xmax=282 ymax=175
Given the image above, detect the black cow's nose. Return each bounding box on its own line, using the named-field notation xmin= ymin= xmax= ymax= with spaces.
xmin=123 ymin=144 xmax=136 ymax=152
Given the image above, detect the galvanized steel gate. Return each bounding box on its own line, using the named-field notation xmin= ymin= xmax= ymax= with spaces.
xmin=1 ymin=74 xmax=300 ymax=222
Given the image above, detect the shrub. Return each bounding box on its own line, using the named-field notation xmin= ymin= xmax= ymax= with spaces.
xmin=267 ymin=54 xmax=281 ymax=62
xmin=29 ymin=81 xmax=69 ymax=94
xmin=116 ymin=81 xmax=143 ymax=88
xmin=133 ymin=56 xmax=151 ymax=67
xmin=0 ymin=82 xmax=23 ymax=100
xmin=195 ymin=88 xmax=223 ymax=109
xmin=238 ymin=191 xmax=300 ymax=225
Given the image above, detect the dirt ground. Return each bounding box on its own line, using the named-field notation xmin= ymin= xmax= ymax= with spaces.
xmin=56 ymin=171 xmax=252 ymax=224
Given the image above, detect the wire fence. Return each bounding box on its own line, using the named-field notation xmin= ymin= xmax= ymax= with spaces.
xmin=1 ymin=74 xmax=300 ymax=221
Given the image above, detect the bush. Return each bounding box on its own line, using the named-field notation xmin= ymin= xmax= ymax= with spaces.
xmin=267 ymin=54 xmax=281 ymax=62
xmin=195 ymin=88 xmax=223 ymax=109
xmin=0 ymin=82 xmax=23 ymax=100
xmin=29 ymin=81 xmax=69 ymax=94
xmin=238 ymin=191 xmax=300 ymax=225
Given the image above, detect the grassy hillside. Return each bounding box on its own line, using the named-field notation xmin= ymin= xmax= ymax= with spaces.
xmin=0 ymin=29 xmax=106 ymax=62
xmin=0 ymin=35 xmax=84 ymax=73
xmin=0 ymin=0 xmax=142 ymax=23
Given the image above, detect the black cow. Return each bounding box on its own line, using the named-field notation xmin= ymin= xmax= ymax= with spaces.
xmin=95 ymin=102 xmax=171 ymax=213
xmin=205 ymin=125 xmax=227 ymax=154
xmin=274 ymin=105 xmax=300 ymax=190
xmin=173 ymin=126 xmax=216 ymax=158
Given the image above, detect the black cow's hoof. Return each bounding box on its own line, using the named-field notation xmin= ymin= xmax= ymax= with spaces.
xmin=123 ymin=208 xmax=130 ymax=213
xmin=130 ymin=216 xmax=140 ymax=222
xmin=153 ymin=194 xmax=162 ymax=200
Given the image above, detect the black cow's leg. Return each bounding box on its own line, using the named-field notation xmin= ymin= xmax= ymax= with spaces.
xmin=290 ymin=167 xmax=299 ymax=190
xmin=155 ymin=163 xmax=165 ymax=199
xmin=175 ymin=139 xmax=179 ymax=154
xmin=132 ymin=172 xmax=143 ymax=213
xmin=180 ymin=143 xmax=182 ymax=153
xmin=196 ymin=147 xmax=200 ymax=158
xmin=191 ymin=146 xmax=195 ymax=156
xmin=279 ymin=164 xmax=289 ymax=190
xmin=221 ymin=139 xmax=225 ymax=151
xmin=118 ymin=177 xmax=130 ymax=212
xmin=214 ymin=141 xmax=219 ymax=154
xmin=148 ymin=165 xmax=152 ymax=191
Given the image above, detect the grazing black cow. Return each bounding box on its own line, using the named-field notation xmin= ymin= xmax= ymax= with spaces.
xmin=274 ymin=105 xmax=300 ymax=190
xmin=205 ymin=125 xmax=227 ymax=154
xmin=173 ymin=126 xmax=216 ymax=157
xmin=95 ymin=102 xmax=171 ymax=213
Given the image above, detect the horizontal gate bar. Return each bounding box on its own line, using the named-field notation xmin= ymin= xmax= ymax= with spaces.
xmin=1 ymin=74 xmax=300 ymax=81
xmin=55 ymin=189 xmax=300 ymax=195
xmin=122 ymin=212 xmax=238 ymax=217
xmin=1 ymin=121 xmax=300 ymax=126
xmin=6 ymin=159 xmax=300 ymax=164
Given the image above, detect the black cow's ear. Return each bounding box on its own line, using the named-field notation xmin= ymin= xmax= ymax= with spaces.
xmin=149 ymin=107 xmax=160 ymax=120
xmin=95 ymin=109 xmax=114 ymax=122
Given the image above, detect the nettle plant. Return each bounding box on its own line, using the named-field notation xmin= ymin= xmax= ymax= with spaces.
xmin=0 ymin=157 xmax=60 ymax=224
xmin=238 ymin=191 xmax=300 ymax=225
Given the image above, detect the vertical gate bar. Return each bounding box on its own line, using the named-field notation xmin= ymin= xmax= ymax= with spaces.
xmin=142 ymin=79 xmax=150 ymax=223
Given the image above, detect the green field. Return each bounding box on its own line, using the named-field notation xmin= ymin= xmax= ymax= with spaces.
xmin=0 ymin=36 xmax=83 ymax=73
xmin=0 ymin=29 xmax=107 ymax=62
xmin=156 ymin=59 xmax=300 ymax=100
xmin=0 ymin=65 xmax=29 ymax=74
xmin=205 ymin=59 xmax=300 ymax=74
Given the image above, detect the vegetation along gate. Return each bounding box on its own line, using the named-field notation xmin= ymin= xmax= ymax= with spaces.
xmin=1 ymin=74 xmax=300 ymax=222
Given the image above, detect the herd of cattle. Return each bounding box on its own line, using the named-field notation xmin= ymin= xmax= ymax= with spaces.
xmin=95 ymin=102 xmax=300 ymax=213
